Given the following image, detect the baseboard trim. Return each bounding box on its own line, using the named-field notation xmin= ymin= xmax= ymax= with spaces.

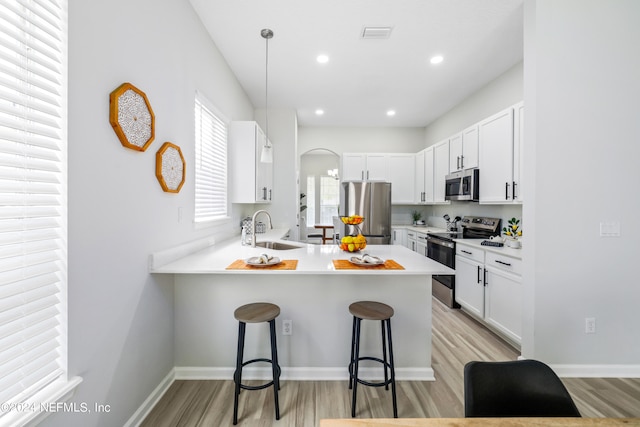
xmin=124 ymin=368 xmax=176 ymax=427
xmin=174 ymin=366 xmax=435 ymax=381
xmin=551 ymin=364 xmax=640 ymax=378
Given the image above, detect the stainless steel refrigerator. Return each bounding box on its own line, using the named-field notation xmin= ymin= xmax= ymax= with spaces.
xmin=341 ymin=181 xmax=392 ymax=244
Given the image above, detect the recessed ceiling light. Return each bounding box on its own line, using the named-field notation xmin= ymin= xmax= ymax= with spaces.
xmin=315 ymin=109 xmax=324 ymax=116
xmin=430 ymin=55 xmax=444 ymax=65
xmin=386 ymin=110 xmax=396 ymax=117
xmin=316 ymin=55 xmax=329 ymax=64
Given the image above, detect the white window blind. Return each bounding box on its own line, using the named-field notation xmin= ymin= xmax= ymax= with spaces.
xmin=194 ymin=92 xmax=228 ymax=222
xmin=0 ymin=0 xmax=68 ymax=422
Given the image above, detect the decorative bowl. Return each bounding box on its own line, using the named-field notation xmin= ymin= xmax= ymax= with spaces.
xmin=339 ymin=234 xmax=367 ymax=252
xmin=340 ymin=215 xmax=364 ymax=225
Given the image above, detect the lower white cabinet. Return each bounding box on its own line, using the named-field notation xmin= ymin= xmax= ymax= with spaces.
xmin=416 ymin=232 xmax=428 ymax=257
xmin=455 ymin=248 xmax=485 ymax=318
xmin=391 ymin=227 xmax=407 ymax=246
xmin=455 ymin=243 xmax=522 ymax=344
xmin=406 ymin=229 xmax=417 ymax=252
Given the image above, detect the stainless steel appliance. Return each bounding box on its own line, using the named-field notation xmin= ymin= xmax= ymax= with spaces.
xmin=341 ymin=181 xmax=392 ymax=244
xmin=445 ymin=168 xmax=479 ymax=201
xmin=427 ymin=216 xmax=501 ymax=308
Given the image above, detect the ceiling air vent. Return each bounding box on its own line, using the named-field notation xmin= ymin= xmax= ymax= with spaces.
xmin=361 ymin=26 xmax=392 ymax=39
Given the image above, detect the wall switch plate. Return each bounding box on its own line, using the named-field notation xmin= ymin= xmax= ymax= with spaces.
xmin=585 ymin=317 xmax=596 ymax=334
xmin=282 ymin=320 xmax=292 ymax=335
xmin=599 ymin=221 xmax=620 ymax=237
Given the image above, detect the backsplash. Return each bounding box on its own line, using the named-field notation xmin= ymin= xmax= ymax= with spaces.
xmin=392 ymin=203 xmax=523 ymax=235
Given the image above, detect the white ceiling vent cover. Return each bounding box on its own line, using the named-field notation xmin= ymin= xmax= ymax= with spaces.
xmin=361 ymin=26 xmax=393 ymax=39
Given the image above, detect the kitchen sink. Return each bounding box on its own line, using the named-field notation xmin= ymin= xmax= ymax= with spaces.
xmin=254 ymin=241 xmax=302 ymax=250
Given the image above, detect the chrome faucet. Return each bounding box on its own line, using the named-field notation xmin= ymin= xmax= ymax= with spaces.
xmin=251 ymin=210 xmax=273 ymax=247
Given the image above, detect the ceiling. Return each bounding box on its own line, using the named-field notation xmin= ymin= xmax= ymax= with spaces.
xmin=189 ymin=0 xmax=524 ymax=128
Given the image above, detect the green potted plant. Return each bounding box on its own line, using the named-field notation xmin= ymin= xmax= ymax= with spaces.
xmin=411 ymin=210 xmax=423 ymax=225
xmin=502 ymin=217 xmax=522 ymax=248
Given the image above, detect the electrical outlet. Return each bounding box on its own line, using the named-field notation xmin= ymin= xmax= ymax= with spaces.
xmin=282 ymin=320 xmax=292 ymax=335
xmin=585 ymin=317 xmax=596 ymax=334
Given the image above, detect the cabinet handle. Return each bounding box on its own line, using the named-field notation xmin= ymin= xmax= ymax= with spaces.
xmin=505 ymin=182 xmax=510 ymax=200
xmin=361 ymin=170 xmax=364 ymax=180
xmin=512 ymin=181 xmax=517 ymax=200
xmin=366 ymin=170 xmax=369 ymax=180
xmin=483 ymin=268 xmax=487 ymax=286
xmin=262 ymin=187 xmax=267 ymax=200
xmin=461 ymin=250 xmax=472 ymax=255
xmin=495 ymin=260 xmax=512 ymax=267
xmin=269 ymin=189 xmax=272 ymax=201
xmin=456 ymin=156 xmax=460 ymax=170
xmin=460 ymin=155 xmax=464 ymax=169
xmin=422 ymin=191 xmax=425 ymax=202
xmin=477 ymin=265 xmax=482 ymax=284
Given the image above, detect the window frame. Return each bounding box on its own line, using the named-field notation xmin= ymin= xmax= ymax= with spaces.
xmin=194 ymin=91 xmax=230 ymax=227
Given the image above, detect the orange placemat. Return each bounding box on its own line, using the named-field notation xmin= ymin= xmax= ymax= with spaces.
xmin=226 ymin=259 xmax=298 ymax=270
xmin=332 ymin=259 xmax=405 ymax=270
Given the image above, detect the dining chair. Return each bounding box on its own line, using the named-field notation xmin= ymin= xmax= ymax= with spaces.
xmin=464 ymin=359 xmax=581 ymax=418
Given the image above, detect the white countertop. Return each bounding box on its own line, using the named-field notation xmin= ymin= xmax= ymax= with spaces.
xmin=392 ymin=225 xmax=447 ymax=234
xmin=151 ymin=228 xmax=454 ymax=275
xmin=454 ymin=238 xmax=523 ymax=260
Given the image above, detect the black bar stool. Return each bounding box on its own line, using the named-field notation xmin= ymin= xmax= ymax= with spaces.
xmin=348 ymin=300 xmax=397 ymax=418
xmin=233 ymin=302 xmax=281 ymax=425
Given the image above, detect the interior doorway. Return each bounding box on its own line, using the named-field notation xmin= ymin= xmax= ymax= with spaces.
xmin=299 ymin=148 xmax=340 ymax=243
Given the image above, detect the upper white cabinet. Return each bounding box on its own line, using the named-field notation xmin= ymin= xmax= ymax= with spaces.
xmin=229 ymin=121 xmax=273 ymax=203
xmin=450 ymin=125 xmax=479 ymax=172
xmin=433 ymin=140 xmax=450 ymax=203
xmin=388 ymin=154 xmax=415 ymax=204
xmin=342 ymin=153 xmax=388 ymax=181
xmin=513 ymin=102 xmax=524 ymax=202
xmin=343 ymin=153 xmax=414 ymax=204
xmin=478 ymin=103 xmax=523 ymax=204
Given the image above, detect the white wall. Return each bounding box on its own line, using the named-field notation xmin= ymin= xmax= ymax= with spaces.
xmin=424 ymin=61 xmax=524 ymax=146
xmin=63 ymin=1 xmax=253 ymax=426
xmin=523 ymin=0 xmax=640 ymax=370
xmin=298 ymin=126 xmax=426 ymax=155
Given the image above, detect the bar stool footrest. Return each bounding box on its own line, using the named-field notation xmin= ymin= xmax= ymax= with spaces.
xmin=234 ymin=358 xmax=282 ymax=391
xmin=349 ymin=356 xmax=394 ymax=388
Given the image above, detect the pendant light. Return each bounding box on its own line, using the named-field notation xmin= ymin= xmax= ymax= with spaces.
xmin=260 ymin=28 xmax=274 ymax=163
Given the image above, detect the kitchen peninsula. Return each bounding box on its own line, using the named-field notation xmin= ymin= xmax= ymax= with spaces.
xmin=151 ymin=229 xmax=453 ymax=381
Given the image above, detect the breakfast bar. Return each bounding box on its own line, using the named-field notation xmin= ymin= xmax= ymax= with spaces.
xmin=151 ymin=230 xmax=453 ymax=381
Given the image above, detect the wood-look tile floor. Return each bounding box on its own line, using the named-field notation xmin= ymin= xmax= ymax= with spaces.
xmin=141 ymin=298 xmax=640 ymax=426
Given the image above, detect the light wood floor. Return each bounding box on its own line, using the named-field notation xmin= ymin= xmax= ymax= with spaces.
xmin=141 ymin=298 xmax=640 ymax=426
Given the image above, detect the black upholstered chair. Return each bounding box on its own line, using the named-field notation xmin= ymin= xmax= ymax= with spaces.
xmin=464 ymin=359 xmax=581 ymax=418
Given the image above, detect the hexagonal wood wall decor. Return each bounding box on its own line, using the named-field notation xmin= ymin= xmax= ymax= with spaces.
xmin=109 ymin=82 xmax=155 ymax=151
xmin=156 ymin=142 xmax=185 ymax=193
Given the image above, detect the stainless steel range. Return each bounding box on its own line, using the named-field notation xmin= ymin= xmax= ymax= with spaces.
xmin=427 ymin=216 xmax=501 ymax=308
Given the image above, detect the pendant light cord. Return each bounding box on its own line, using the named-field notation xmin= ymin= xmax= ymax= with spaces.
xmin=262 ymin=29 xmax=273 ymax=148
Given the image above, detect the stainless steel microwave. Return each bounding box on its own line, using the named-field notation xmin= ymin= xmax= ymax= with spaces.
xmin=445 ymin=168 xmax=479 ymax=201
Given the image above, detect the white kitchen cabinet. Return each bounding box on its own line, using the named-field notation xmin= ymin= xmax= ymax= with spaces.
xmin=513 ymin=101 xmax=524 ymax=202
xmin=449 ymin=125 xmax=479 ymax=171
xmin=415 ymin=232 xmax=428 ymax=257
xmin=455 ymin=247 xmax=485 ymax=318
xmin=342 ymin=153 xmax=388 ymax=181
xmin=415 ymin=147 xmax=435 ymax=204
xmin=229 ymin=121 xmax=273 ymax=203
xmin=448 ymin=132 xmax=463 ymax=172
xmin=478 ymin=104 xmax=523 ymax=204
xmin=391 ymin=227 xmax=407 ymax=246
xmin=406 ymin=229 xmax=417 ymax=252
xmin=456 ymin=242 xmax=522 ymax=345
xmin=433 ymin=140 xmax=450 ymax=203
xmin=484 ymin=251 xmax=522 ymax=343
xmin=388 ymin=154 xmax=415 ymax=204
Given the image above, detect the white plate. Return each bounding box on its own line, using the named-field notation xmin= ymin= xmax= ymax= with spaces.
xmin=349 ymin=256 xmax=384 ymax=266
xmin=245 ymin=256 xmax=281 ymax=267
